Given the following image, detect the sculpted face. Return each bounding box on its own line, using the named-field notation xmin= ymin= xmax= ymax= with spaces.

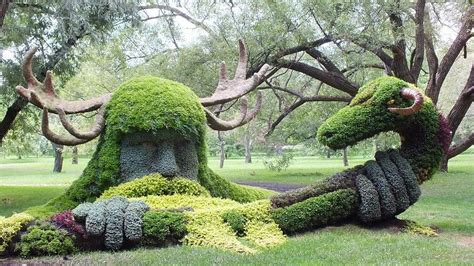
xmin=120 ymin=129 xmax=199 ymax=182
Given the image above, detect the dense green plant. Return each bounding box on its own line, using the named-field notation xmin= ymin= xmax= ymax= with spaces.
xmin=100 ymin=174 xmax=210 ymax=199
xmin=221 ymin=210 xmax=247 ymax=236
xmin=375 ymin=152 xmax=410 ymax=213
xmin=85 ymin=201 xmax=106 ymax=236
xmin=364 ymin=160 xmax=396 ymax=218
xmin=355 ymin=175 xmax=381 ymax=223
xmin=14 ymin=223 xmax=76 ymax=258
xmin=0 ymin=213 xmax=34 ymax=254
xmin=142 ymin=211 xmax=188 ymax=246
xmin=271 ymin=189 xmax=358 ymax=234
xmin=124 ymin=201 xmax=150 ymax=242
xmin=104 ymin=197 xmax=129 ymax=250
xmin=387 ymin=149 xmax=420 ymax=204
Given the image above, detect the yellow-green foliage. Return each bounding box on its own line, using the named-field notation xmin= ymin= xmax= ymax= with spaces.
xmin=100 ymin=174 xmax=210 ymax=199
xmin=0 ymin=213 xmax=34 ymax=254
xmin=132 ymin=195 xmax=238 ymax=211
xmin=402 ymin=220 xmax=438 ymax=237
xmin=244 ymin=220 xmax=286 ymax=249
xmin=132 ymin=194 xmax=285 ymax=253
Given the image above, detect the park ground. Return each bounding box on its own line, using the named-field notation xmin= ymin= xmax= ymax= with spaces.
xmin=1 ymin=154 xmax=473 ymax=265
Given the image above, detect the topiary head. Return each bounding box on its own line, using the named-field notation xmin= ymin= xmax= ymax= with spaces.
xmin=317 ymin=77 xmax=431 ymax=149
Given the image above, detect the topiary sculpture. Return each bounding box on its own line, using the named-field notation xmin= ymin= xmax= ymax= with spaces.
xmin=270 ymin=76 xmax=450 ymax=230
xmin=15 ymin=41 xmax=273 ymax=218
xmin=3 ymin=41 xmax=449 ymax=257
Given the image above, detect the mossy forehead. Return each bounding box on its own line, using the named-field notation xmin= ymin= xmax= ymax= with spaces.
xmin=350 ymin=76 xmax=410 ymax=107
xmin=106 ymin=76 xmax=206 ymax=140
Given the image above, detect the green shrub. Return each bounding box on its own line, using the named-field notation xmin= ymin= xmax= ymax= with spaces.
xmin=0 ymin=213 xmax=34 ymax=254
xmin=100 ymin=174 xmax=210 ymax=199
xmin=221 ymin=210 xmax=247 ymax=236
xmin=271 ymin=189 xmax=357 ymax=234
xmin=355 ymin=174 xmax=381 ymax=223
xmin=124 ymin=201 xmax=149 ymax=242
xmin=84 ymin=201 xmax=106 ymax=236
xmin=388 ymin=149 xmax=420 ymax=204
xmin=15 ymin=223 xmax=76 ymax=258
xmin=142 ymin=211 xmax=188 ymax=245
xmin=104 ymin=197 xmax=129 ymax=250
xmin=375 ymin=151 xmax=410 ymax=213
xmin=364 ymin=160 xmax=396 ymax=218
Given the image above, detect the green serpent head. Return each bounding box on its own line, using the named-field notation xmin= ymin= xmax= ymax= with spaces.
xmin=317 ymin=76 xmax=428 ymax=149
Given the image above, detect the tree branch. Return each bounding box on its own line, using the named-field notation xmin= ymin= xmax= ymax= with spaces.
xmin=410 ymin=0 xmax=426 ymax=82
xmin=276 ymin=59 xmax=359 ymax=96
xmin=138 ymin=4 xmax=215 ymax=37
xmin=264 ymin=93 xmax=350 ymax=137
xmin=447 ymin=64 xmax=474 ymax=137
xmin=0 ymin=0 xmax=9 ymax=28
xmin=427 ymin=6 xmax=474 ymax=104
xmin=448 ymin=132 xmax=474 ymax=159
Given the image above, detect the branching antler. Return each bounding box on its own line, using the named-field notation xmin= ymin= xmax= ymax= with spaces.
xmin=15 ymin=47 xmax=112 ymax=114
xmin=205 ymin=92 xmax=262 ymax=131
xmin=201 ymin=40 xmax=270 ymax=130
xmin=16 ymin=47 xmax=110 ymax=146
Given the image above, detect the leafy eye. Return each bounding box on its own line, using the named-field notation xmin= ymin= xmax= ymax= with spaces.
xmin=386 ymin=99 xmax=396 ymax=106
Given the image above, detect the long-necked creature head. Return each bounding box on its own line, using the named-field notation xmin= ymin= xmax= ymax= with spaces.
xmin=318 ymin=76 xmax=449 ymax=183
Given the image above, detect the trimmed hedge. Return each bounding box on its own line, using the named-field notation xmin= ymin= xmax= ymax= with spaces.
xmin=14 ymin=223 xmax=76 ymax=258
xmin=100 ymin=174 xmax=210 ymax=199
xmin=142 ymin=211 xmax=188 ymax=246
xmin=271 ymin=189 xmax=357 ymax=234
xmin=221 ymin=210 xmax=247 ymax=236
xmin=364 ymin=160 xmax=396 ymax=218
xmin=355 ymin=174 xmax=381 ymax=223
xmin=388 ymin=149 xmax=421 ymax=204
xmin=375 ymin=151 xmax=410 ymax=213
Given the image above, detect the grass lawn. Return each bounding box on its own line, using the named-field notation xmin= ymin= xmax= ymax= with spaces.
xmin=1 ymin=154 xmax=473 ymax=264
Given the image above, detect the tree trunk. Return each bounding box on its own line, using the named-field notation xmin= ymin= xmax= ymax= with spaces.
xmin=440 ymin=154 xmax=448 ymax=172
xmin=326 ymin=149 xmax=331 ymax=158
xmin=52 ymin=143 xmax=64 ymax=173
xmin=0 ymin=98 xmax=28 ymax=144
xmin=72 ymin=146 xmax=78 ymax=164
xmin=343 ymin=147 xmax=349 ymax=166
xmin=244 ymin=130 xmax=252 ymax=163
xmin=218 ymin=131 xmax=225 ymax=168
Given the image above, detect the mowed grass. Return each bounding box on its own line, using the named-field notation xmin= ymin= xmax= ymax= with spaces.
xmin=1 ymin=154 xmax=473 ymax=264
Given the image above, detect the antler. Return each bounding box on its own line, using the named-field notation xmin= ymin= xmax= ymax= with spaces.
xmin=15 ymin=47 xmax=112 ymax=114
xmin=201 ymin=40 xmax=269 ymax=131
xmin=205 ymin=92 xmax=262 ymax=131
xmin=16 ymin=47 xmax=110 ymax=145
xmin=200 ymin=39 xmax=270 ymax=107
xmin=388 ymin=88 xmax=424 ymax=116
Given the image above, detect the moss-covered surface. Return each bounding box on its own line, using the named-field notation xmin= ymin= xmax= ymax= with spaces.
xmin=317 ymin=76 xmax=445 ymax=183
